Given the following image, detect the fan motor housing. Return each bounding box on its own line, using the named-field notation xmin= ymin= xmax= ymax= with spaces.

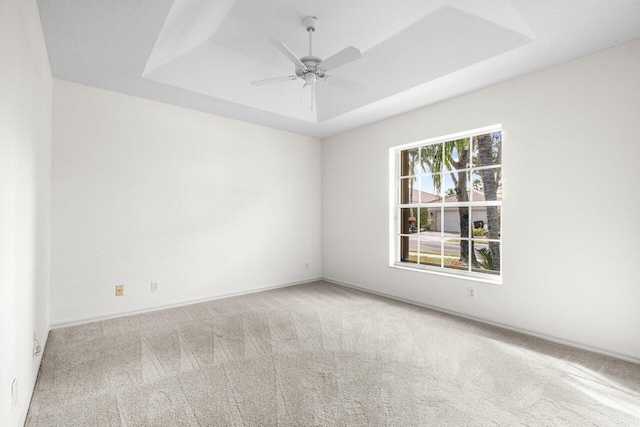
xmin=297 ymin=56 xmax=325 ymax=78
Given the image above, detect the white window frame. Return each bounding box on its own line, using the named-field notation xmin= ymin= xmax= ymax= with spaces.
xmin=389 ymin=124 xmax=503 ymax=284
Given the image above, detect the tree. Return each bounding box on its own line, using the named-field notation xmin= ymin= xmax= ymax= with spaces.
xmin=444 ymin=139 xmax=471 ymax=263
xmin=474 ymin=132 xmax=501 ymax=271
xmin=406 ymin=149 xmax=419 ymax=230
xmin=421 ymin=139 xmax=472 ymax=263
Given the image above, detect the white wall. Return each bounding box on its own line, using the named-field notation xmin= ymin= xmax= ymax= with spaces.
xmin=322 ymin=40 xmax=640 ymax=361
xmin=0 ymin=0 xmax=52 ymax=425
xmin=50 ymin=80 xmax=321 ymax=325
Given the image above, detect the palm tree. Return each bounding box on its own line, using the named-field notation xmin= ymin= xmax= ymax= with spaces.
xmin=474 ymin=133 xmax=501 ymax=271
xmin=406 ymin=149 xmax=419 ymax=231
xmin=399 ymin=149 xmax=420 ymax=259
xmin=421 ymin=139 xmax=472 ymax=263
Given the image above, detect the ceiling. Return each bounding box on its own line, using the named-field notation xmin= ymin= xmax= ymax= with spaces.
xmin=38 ymin=0 xmax=640 ymax=138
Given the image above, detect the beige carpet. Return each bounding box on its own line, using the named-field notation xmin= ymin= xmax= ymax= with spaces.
xmin=27 ymin=281 xmax=640 ymax=426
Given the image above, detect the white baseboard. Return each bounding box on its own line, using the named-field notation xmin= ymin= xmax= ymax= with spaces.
xmin=50 ymin=278 xmax=322 ymax=329
xmin=324 ymin=277 xmax=640 ymax=365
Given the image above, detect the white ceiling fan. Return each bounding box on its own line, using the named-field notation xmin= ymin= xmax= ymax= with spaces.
xmin=251 ymin=16 xmax=364 ymax=110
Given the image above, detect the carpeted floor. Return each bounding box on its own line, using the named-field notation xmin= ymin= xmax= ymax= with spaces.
xmin=27 ymin=281 xmax=640 ymax=426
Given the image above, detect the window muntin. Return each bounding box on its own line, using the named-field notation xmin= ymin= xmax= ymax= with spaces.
xmin=393 ymin=127 xmax=502 ymax=281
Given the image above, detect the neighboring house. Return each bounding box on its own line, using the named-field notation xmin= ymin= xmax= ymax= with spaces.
xmin=409 ymin=188 xmax=495 ymax=234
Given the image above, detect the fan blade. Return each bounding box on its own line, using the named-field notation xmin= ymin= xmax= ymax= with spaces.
xmin=251 ymin=76 xmax=298 ymax=86
xmin=325 ymin=76 xmax=365 ymax=93
xmin=319 ymin=46 xmax=361 ymax=71
xmin=270 ymin=39 xmax=307 ymax=70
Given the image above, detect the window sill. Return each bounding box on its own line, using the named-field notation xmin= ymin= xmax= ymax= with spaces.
xmin=391 ymin=262 xmax=503 ymax=285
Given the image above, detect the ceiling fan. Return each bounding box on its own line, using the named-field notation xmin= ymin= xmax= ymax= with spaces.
xmin=251 ymin=16 xmax=364 ymax=110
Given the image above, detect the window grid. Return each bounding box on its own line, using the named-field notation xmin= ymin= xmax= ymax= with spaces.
xmin=393 ymin=126 xmax=502 ymax=281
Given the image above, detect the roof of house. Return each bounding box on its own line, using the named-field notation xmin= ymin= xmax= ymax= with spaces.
xmin=409 ymin=189 xmax=439 ymax=203
xmin=444 ymin=189 xmax=487 ymax=203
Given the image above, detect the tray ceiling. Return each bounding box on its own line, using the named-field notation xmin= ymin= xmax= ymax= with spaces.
xmin=38 ymin=0 xmax=640 ymax=138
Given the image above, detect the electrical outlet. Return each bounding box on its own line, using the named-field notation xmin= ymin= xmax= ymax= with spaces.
xmin=468 ymin=287 xmax=476 ymax=299
xmin=115 ymin=285 xmax=124 ymax=296
xmin=33 ymin=331 xmax=42 ymax=357
xmin=11 ymin=378 xmax=17 ymax=410
xmin=151 ymin=281 xmax=158 ymax=292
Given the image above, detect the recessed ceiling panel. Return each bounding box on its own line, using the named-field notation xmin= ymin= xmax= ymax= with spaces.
xmin=143 ymin=1 xmax=534 ymax=123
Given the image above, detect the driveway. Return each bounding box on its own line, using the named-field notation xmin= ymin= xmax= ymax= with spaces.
xmin=407 ymin=231 xmax=490 ymax=255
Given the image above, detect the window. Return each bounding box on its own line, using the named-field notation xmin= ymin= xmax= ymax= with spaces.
xmin=391 ymin=125 xmax=502 ymax=282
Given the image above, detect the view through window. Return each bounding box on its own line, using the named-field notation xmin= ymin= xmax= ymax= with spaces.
xmin=394 ymin=127 xmax=502 ymax=280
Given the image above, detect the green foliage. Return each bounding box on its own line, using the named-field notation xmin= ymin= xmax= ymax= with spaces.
xmin=474 ymin=247 xmax=495 ymax=270
xmin=417 ymin=138 xmax=470 ymax=198
xmin=419 ymin=208 xmax=430 ymax=231
xmin=473 ymin=227 xmax=486 ymax=237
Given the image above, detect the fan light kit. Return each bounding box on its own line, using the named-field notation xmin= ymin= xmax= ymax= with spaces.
xmin=251 ymin=16 xmax=364 ymax=110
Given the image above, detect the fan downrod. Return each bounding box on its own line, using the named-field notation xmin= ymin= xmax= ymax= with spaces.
xmin=299 ymin=16 xmax=324 ymax=83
